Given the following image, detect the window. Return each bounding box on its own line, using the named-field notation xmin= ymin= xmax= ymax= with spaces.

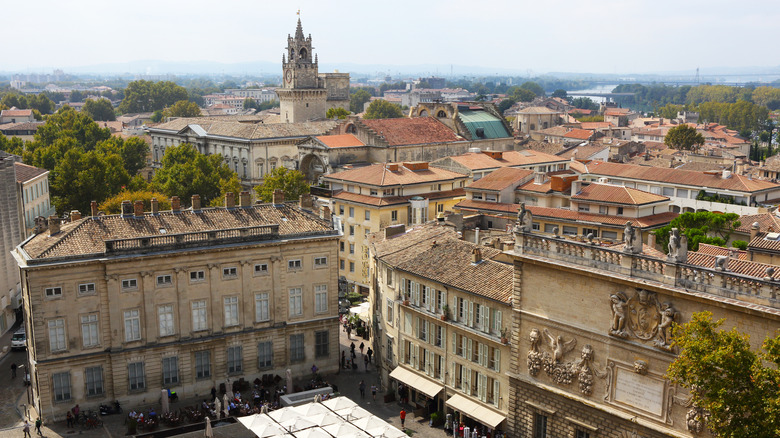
xmin=78 ymin=283 xmax=95 ymax=295
xmin=122 ymin=279 xmax=137 ymax=291
xmin=224 ymin=296 xmax=239 ymax=326
xmin=575 ymin=430 xmax=590 ymax=438
xmin=190 ymin=270 xmax=205 ymax=282
xmin=349 ymin=243 xmax=355 ymax=254
xmin=391 ymin=210 xmax=398 ymax=221
xmin=255 ymin=293 xmax=270 ymax=322
xmin=258 ymin=341 xmax=273 ymax=368
xmin=195 ymin=351 xmax=211 ymax=379
xmin=599 ymin=205 xmax=607 ymax=214
xmin=49 ymin=319 xmax=66 ymax=352
xmin=315 ymin=285 xmax=328 ymax=313
xmin=45 ymin=287 xmax=62 ymax=297
xmin=349 ymin=225 xmax=355 ymax=236
xmin=340 ymin=259 xmax=345 ymax=270
xmin=288 ymin=259 xmax=302 ymax=270
xmin=349 ymin=262 xmax=355 ymax=273
xmin=386 ymin=335 xmax=394 ymax=363
xmin=533 ymin=413 xmax=547 ymax=438
xmin=222 ymin=267 xmax=238 ymax=278
xmin=227 ymin=346 xmax=243 ymax=374
xmin=617 ymin=207 xmax=624 ymax=215
xmin=677 ymin=189 xmax=688 ymax=199
xmin=192 ymin=300 xmax=207 ymax=331
xmin=602 ymin=230 xmax=618 ymax=240
xmin=156 ymin=275 xmax=172 ymax=287
xmin=349 ymin=207 xmax=354 ymax=218
xmin=81 ymin=314 xmax=99 ymax=348
xmin=289 ymin=288 xmax=303 ymax=316
xmin=577 ymin=204 xmax=590 ymax=212
xmin=85 ymin=367 xmax=104 ymax=396
xmin=562 ymin=225 xmax=578 ymax=236
xmin=544 ymin=224 xmax=557 ymax=233
xmin=157 ymin=304 xmax=175 ymax=337
xmin=663 ymin=187 xmax=675 ymax=197
xmin=370 ymin=189 xmax=378 ymax=196
xmin=124 ymin=310 xmax=141 ymax=342
xmin=532 ymin=222 xmax=540 ymax=231
xmin=386 ymin=298 xmax=394 ymax=325
xmin=314 ymin=256 xmax=327 ymax=267
xmin=315 ymin=330 xmax=329 ymax=357
xmin=339 ymin=205 xmax=344 ymax=215
xmin=254 ymin=264 xmax=268 ymax=275
xmin=364 ymin=210 xmax=370 ymax=221
xmin=583 ymin=228 xmax=598 ymax=238
xmin=128 ymin=362 xmax=145 ymax=391
xmin=162 ymin=357 xmax=179 ymax=385
xmin=290 ymin=334 xmax=305 ymax=362
xmin=52 ymin=372 xmax=71 ymax=401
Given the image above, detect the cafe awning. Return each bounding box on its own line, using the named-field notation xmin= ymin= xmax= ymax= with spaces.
xmin=389 ymin=366 xmax=443 ymax=399
xmin=445 ymin=393 xmax=506 ymax=429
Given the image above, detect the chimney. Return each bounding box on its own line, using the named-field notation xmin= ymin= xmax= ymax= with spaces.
xmin=647 ymin=232 xmax=656 ymax=248
xmin=134 ymin=200 xmax=144 ymax=217
xmin=471 ymin=247 xmax=482 ymax=264
xmin=475 ymin=227 xmax=480 ymax=244
xmin=534 ymin=172 xmax=545 ymax=184
xmin=320 ymin=205 xmax=331 ymax=223
xmin=48 ymin=215 xmax=60 ymax=235
xmin=69 ymin=210 xmax=81 ymax=221
xmin=121 ymin=200 xmax=133 ymax=217
xmin=171 ymin=196 xmax=181 ymax=212
xmin=299 ymin=193 xmax=313 ymax=210
xmin=384 ymin=224 xmax=406 ymax=239
xmin=191 ymin=194 xmax=201 ymax=212
xmin=239 ymin=191 xmax=251 ymax=208
xmin=224 ymin=192 xmax=236 ymax=208
xmin=151 ymin=198 xmax=159 ymax=215
xmin=90 ymin=201 xmax=98 ymax=217
xmin=272 ymin=189 xmax=284 ymax=205
xmin=751 ymin=222 xmax=760 ymax=240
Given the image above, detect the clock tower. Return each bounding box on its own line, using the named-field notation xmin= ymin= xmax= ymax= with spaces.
xmin=277 ymin=17 xmax=350 ymax=123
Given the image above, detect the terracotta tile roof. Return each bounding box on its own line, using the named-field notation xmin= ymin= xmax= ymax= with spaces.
xmin=359 ymin=117 xmax=460 ymax=146
xmin=556 ymin=144 xmax=608 ymax=160
xmin=587 ymin=161 xmax=780 ymax=193
xmin=516 ymin=179 xmax=553 ymax=194
xmin=14 ymin=162 xmax=48 ymax=183
xmin=515 ymin=106 xmax=561 ymax=114
xmin=21 ymin=203 xmax=335 ymax=261
xmin=605 ymin=108 xmax=630 ymax=115
xmin=735 ymin=213 xmax=780 ymax=234
xmin=149 ymin=118 xmax=338 ymax=140
xmin=316 ymin=134 xmax=364 ymax=148
xmin=439 ymin=149 xmax=567 ymax=172
xmin=579 ymin=122 xmax=614 ymax=130
xmin=455 ymin=199 xmax=678 ymax=228
xmin=1 ymin=109 xmax=33 ymax=117
xmin=371 ymin=225 xmax=512 ymax=304
xmin=604 ymin=242 xmax=667 ymax=259
xmin=572 ymin=183 xmax=669 ymax=205
xmin=468 ymin=167 xmax=534 ymax=191
xmin=695 ymin=243 xmax=748 ymax=260
xmin=687 ymin=251 xmax=780 ymax=280
xmin=748 ymin=232 xmax=780 ymax=253
xmin=536 ymin=126 xmax=569 ymax=137
xmin=563 ymin=128 xmax=594 ymax=140
xmin=568 ymin=161 xmax=589 ymax=174
xmin=325 ymin=163 xmax=467 ymax=187
xmin=333 ymin=189 xmax=465 ymax=207
xmin=0 ymin=121 xmax=44 ymax=132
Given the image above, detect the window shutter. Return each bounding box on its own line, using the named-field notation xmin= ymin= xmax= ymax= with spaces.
xmin=451 ymin=361 xmax=456 ymax=387
xmin=462 ymin=336 xmax=467 ymax=357
xmin=400 ymin=341 xmax=405 ymax=363
xmin=493 ymin=379 xmax=500 ymax=408
xmin=495 ymin=310 xmax=502 ymax=335
xmin=452 ymin=332 xmax=457 ymax=352
xmin=478 ymin=373 xmax=487 ymax=402
xmin=452 ymin=296 xmax=458 ymax=322
xmin=424 ymin=320 xmax=429 ymax=343
xmin=484 ymin=307 xmax=490 ymax=333
xmin=467 ymin=338 xmax=473 ymax=362
xmin=415 ymin=317 xmax=419 ymax=338
xmin=414 ymin=283 xmax=420 ymax=306
xmin=441 ymin=290 xmax=447 ymax=314
xmin=441 ymin=326 xmax=446 ymax=347
xmin=415 ymin=344 xmax=420 ymax=369
xmin=494 ymin=348 xmax=501 ymax=372
xmin=468 ymin=301 xmax=474 ymax=327
xmin=401 ymin=278 xmax=406 ymax=297
xmin=467 ymin=368 xmax=472 ymax=395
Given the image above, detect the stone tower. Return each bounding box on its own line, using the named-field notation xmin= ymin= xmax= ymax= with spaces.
xmin=277 ymin=18 xmax=350 ymax=123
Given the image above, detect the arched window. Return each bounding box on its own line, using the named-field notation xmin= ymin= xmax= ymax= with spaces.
xmin=437 ymin=110 xmax=447 ymax=118
xmin=299 ymin=48 xmax=307 ymax=60
xmin=346 ymin=124 xmax=356 ymax=134
xmin=530 ymin=124 xmax=536 ymax=131
xmin=543 ymin=122 xmax=549 ymax=129
xmin=419 ymin=110 xmax=428 ymax=117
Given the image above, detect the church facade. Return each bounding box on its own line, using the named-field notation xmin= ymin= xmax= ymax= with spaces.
xmin=277 ymin=19 xmax=350 ymax=123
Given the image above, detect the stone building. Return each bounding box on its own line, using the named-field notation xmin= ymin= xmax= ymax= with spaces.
xmin=12 ymin=194 xmax=340 ymax=419
xmin=0 ymin=152 xmax=23 ymax=334
xmin=504 ymin=222 xmax=780 ymax=437
xmin=277 ymin=19 xmax=349 ymax=123
xmin=15 ymin=162 xmax=56 ymax=237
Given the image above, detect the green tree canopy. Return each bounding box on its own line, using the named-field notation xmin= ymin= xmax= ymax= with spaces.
xmin=99 ymin=189 xmax=172 ymax=214
xmin=326 ymin=107 xmax=350 ymax=119
xmin=520 ymin=81 xmax=545 ymax=98
xmin=162 ymin=100 xmax=201 ymax=118
xmin=0 ymin=93 xmax=54 ymax=115
xmin=667 ymin=311 xmax=780 ymax=438
xmin=570 ymin=97 xmax=599 ymax=110
xmin=657 ymin=103 xmax=685 ymax=119
xmin=151 ymin=143 xmax=237 ymax=206
xmin=551 ymin=89 xmax=567 ymax=99
xmin=363 ymin=99 xmax=404 ymax=119
xmin=507 ymin=87 xmax=536 ymax=103
xmin=255 ymin=167 xmax=309 ymax=202
xmin=118 ymin=80 xmax=189 ymax=113
xmin=664 ymin=124 xmax=705 ymax=152
xmin=350 ymin=89 xmax=372 ymax=114
xmin=50 ymin=148 xmax=130 ymax=215
xmin=654 ymin=211 xmax=741 ymax=251
xmin=497 ymin=98 xmax=516 ymax=114
xmin=82 ymin=98 xmax=117 ymax=121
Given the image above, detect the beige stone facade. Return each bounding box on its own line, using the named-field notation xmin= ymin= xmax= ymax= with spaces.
xmin=13 ymin=199 xmax=340 ymax=420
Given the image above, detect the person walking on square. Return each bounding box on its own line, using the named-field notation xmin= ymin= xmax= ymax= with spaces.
xmin=371 ymin=384 xmax=377 ymax=401
xmin=341 ymin=351 xmax=346 ymax=369
xmin=367 ymin=347 xmax=373 ymax=363
xmin=23 ymin=420 xmax=31 ymax=438
xmin=11 ymin=362 xmax=17 ymax=378
xmin=359 ymin=380 xmax=366 ymax=399
xmin=400 ymin=409 xmax=406 ymax=429
xmin=359 ymin=341 xmax=365 ymax=355
xmin=350 ymin=342 xmax=355 ymax=355
xmin=364 ymin=354 xmax=369 ymax=371
xmin=35 ymin=418 xmax=42 ymax=436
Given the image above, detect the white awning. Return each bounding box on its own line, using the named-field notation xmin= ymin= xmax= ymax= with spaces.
xmin=445 ymin=394 xmax=506 ymax=429
xmin=389 ymin=366 xmax=443 ymax=399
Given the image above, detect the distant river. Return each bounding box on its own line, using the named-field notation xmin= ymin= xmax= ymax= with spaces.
xmin=568 ymin=85 xmax=618 ymax=102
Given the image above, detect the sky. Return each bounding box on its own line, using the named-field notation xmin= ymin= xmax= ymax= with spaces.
xmin=3 ymin=0 xmax=780 ymax=76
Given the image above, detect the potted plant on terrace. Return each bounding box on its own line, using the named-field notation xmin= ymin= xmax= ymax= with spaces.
xmin=441 ymin=304 xmax=451 ymax=321
xmin=501 ymin=327 xmax=509 ymax=344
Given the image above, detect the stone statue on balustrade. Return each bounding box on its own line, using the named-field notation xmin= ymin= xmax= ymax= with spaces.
xmin=622 ymin=221 xmax=642 ymax=254
xmin=516 ymin=203 xmax=533 ymax=233
xmin=667 ymin=228 xmax=688 ymax=263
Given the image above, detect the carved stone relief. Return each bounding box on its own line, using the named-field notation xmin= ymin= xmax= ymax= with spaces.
xmin=526 ymin=328 xmax=607 ymax=396
xmin=609 ymin=289 xmax=679 ymax=351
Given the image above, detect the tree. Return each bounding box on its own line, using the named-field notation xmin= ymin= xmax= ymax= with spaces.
xmin=82 ymin=98 xmax=116 ymax=121
xmin=99 ymin=189 xmax=171 ymax=214
xmin=551 ymin=89 xmax=567 ymax=99
xmin=255 ymin=167 xmax=309 ymax=202
xmin=653 ymin=211 xmax=741 ymax=251
xmin=162 ymin=100 xmax=201 ymax=118
xmin=497 ymin=98 xmax=516 ymax=114
xmin=326 ymin=107 xmax=350 ymax=119
xmin=666 ymin=311 xmax=780 ymax=438
xmin=507 ymin=87 xmax=536 ymax=103
xmin=658 ymin=103 xmax=685 ymax=119
xmin=50 ymin=148 xmax=130 ymax=214
xmin=520 ymin=81 xmax=545 ymax=98
xmin=243 ymin=98 xmax=257 ymax=110
xmin=363 ymin=99 xmax=404 ymax=119
xmin=665 ymin=124 xmax=705 ymax=152
xmin=570 ymin=97 xmax=599 ymax=110
xmin=118 ymin=80 xmax=188 ymax=113
xmin=350 ymin=89 xmax=372 ymax=114
xmin=151 ymin=143 xmax=237 ymax=205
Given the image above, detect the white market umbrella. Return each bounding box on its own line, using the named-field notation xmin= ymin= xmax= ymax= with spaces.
xmin=322 ymin=422 xmax=365 ymax=437
xmin=161 ymin=389 xmax=170 ymax=414
xmin=286 ymin=369 xmax=293 ymax=393
xmin=293 ymin=403 xmax=330 ymax=417
xmin=204 ymin=417 xmax=213 ymax=438
xmin=223 ymin=393 xmax=230 ymax=418
xmin=279 ymin=416 xmax=317 ymax=433
xmin=334 ymin=405 xmax=372 ymax=421
xmin=269 ymin=406 xmax=303 ymax=423
xmin=306 ymin=412 xmax=341 ymax=427
xmin=321 ymin=396 xmax=357 ymax=412
xmin=351 ymin=415 xmax=385 ymax=431
xmin=293 ymin=427 xmax=334 ymax=438
xmin=214 ymin=397 xmax=221 ymax=418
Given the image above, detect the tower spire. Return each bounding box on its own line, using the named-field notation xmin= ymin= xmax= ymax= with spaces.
xmin=295 ymin=12 xmax=304 ymax=40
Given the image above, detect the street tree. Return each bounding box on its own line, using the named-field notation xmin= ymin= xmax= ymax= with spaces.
xmin=666 ymin=311 xmax=780 ymax=438
xmin=363 ymin=99 xmax=404 ymax=119
xmin=653 ymin=211 xmax=741 ymax=251
xmin=255 ymin=167 xmax=309 ymax=202
xmin=99 ymin=189 xmax=172 ymax=214
xmin=350 ymin=89 xmax=372 ymax=114
xmin=664 ymin=124 xmax=705 ymax=152
xmin=326 ymin=107 xmax=350 ymax=119
xmin=50 ymin=148 xmax=130 ymax=214
xmin=82 ymin=98 xmax=116 ymax=121
xmin=151 ymin=143 xmax=237 ymax=205
xmin=118 ymin=80 xmax=188 ymax=113
xmin=163 ymin=100 xmax=201 ymax=118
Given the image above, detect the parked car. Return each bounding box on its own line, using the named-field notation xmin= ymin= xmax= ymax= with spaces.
xmin=11 ymin=328 xmax=26 ymax=350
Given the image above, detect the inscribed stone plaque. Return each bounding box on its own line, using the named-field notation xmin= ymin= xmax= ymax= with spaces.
xmin=613 ymin=367 xmax=665 ymax=416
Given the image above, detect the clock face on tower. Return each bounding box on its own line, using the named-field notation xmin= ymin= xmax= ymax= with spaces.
xmin=285 ymin=69 xmax=292 ymax=85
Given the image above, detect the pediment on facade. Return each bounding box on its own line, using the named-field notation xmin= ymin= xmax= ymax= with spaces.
xmin=176 ymin=124 xmax=208 ymax=137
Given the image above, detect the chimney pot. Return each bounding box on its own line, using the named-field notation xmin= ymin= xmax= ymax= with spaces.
xmin=320 ymin=205 xmax=331 ymax=223
xmin=151 ymin=198 xmax=159 ymax=215
xmin=299 ymin=193 xmax=313 ymax=210
xmin=121 ymin=200 xmax=133 ymax=217
xmin=70 ymin=210 xmax=81 ymax=221
xmin=48 ymin=215 xmax=61 ymax=235
xmin=90 ymin=201 xmax=98 ymax=217
xmin=224 ymin=192 xmax=236 ymax=208
xmin=134 ymin=200 xmax=144 ymax=217
xmin=471 ymin=247 xmax=482 ymax=264
xmin=272 ymin=189 xmax=284 ymax=205
xmin=239 ymin=191 xmax=251 ymax=208
xmin=171 ymin=196 xmax=181 ymax=212
xmin=191 ymin=194 xmax=201 ymax=212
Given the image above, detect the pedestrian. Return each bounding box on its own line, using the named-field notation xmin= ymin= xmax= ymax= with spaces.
xmin=371 ymin=384 xmax=377 ymax=401
xmin=22 ymin=420 xmax=31 ymax=438
xmin=445 ymin=413 xmax=452 ymax=434
xmin=341 ymin=351 xmax=346 ymax=369
xmin=35 ymin=417 xmax=42 ymax=436
xmin=359 ymin=341 xmax=365 ymax=354
xmin=66 ymin=411 xmax=73 ymax=428
xmin=211 ymin=386 xmax=217 ymax=400
xmin=346 ymin=326 xmax=351 ymax=338
xmin=400 ymin=409 xmax=406 ymax=429
xmin=350 ymin=342 xmax=355 ymax=354
xmin=364 ymin=354 xmax=369 ymax=371
xmin=359 ymin=380 xmax=366 ymax=399
xmin=367 ymin=347 xmax=373 ymax=363
xmin=351 ymin=349 xmax=356 ymax=360
xmin=10 ymin=362 xmax=16 ymax=378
